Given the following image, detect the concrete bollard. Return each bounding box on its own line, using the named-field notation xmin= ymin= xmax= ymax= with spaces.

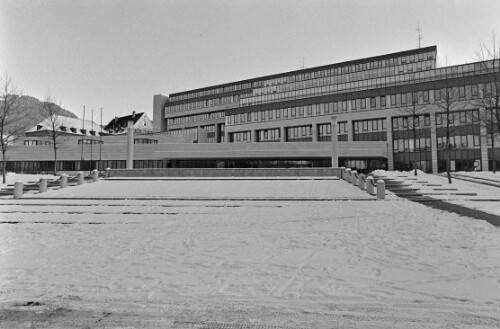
xmin=13 ymin=181 xmax=23 ymax=199
xmin=92 ymin=169 xmax=99 ymax=182
xmin=358 ymin=174 xmax=365 ymax=190
xmin=366 ymin=176 xmax=375 ymax=195
xmin=105 ymin=168 xmax=111 ymax=178
xmin=345 ymin=168 xmax=351 ymax=182
xmin=340 ymin=166 xmax=345 ymax=180
xmin=39 ymin=178 xmax=47 ymax=193
xmin=60 ymin=174 xmax=68 ymax=188
xmin=351 ymin=171 xmax=358 ymax=185
xmin=377 ymin=180 xmax=386 ymax=200
xmin=77 ymin=171 xmax=84 ymax=185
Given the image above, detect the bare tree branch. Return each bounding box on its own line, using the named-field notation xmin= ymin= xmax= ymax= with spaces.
xmin=0 ymin=73 xmax=27 ymax=183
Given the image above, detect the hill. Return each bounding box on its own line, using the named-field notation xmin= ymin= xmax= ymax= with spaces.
xmin=6 ymin=95 xmax=79 ymax=133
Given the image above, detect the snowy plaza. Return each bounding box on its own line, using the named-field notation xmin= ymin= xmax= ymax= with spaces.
xmin=0 ymin=176 xmax=500 ymax=328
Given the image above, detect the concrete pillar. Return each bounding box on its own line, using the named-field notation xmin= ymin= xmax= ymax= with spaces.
xmin=13 ymin=181 xmax=23 ymax=199
xmin=126 ymin=120 xmax=134 ymax=169
xmin=358 ymin=174 xmax=365 ymax=190
xmin=105 ymin=168 xmax=111 ymax=178
xmin=479 ymin=108 xmax=490 ymax=171
xmin=280 ymin=126 xmax=286 ymax=142
xmin=153 ymin=94 xmax=169 ymax=133
xmin=366 ymin=176 xmax=375 ymax=195
xmin=311 ymin=124 xmax=318 ymax=142
xmin=92 ymin=169 xmax=99 ymax=182
xmin=60 ymin=174 xmax=68 ymax=188
xmin=386 ymin=115 xmax=394 ymax=171
xmin=331 ymin=116 xmax=339 ymax=168
xmin=215 ymin=124 xmax=221 ymax=143
xmin=39 ymin=178 xmax=47 ymax=193
xmin=430 ymin=112 xmax=439 ymax=174
xmin=345 ymin=168 xmax=351 ymax=182
xmin=347 ymin=119 xmax=353 ymax=142
xmin=77 ymin=171 xmax=84 ymax=185
xmin=377 ymin=180 xmax=386 ymax=200
xmin=251 ymin=129 xmax=258 ymax=143
xmin=224 ymin=131 xmax=230 ymax=143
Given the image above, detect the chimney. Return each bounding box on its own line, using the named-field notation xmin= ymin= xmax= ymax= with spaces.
xmin=132 ymin=111 xmax=136 ymax=119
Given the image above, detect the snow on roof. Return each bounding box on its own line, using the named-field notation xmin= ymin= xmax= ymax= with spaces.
xmin=27 ymin=115 xmax=102 ymax=133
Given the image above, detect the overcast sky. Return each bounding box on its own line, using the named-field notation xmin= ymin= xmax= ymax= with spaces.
xmin=2 ymin=0 xmax=500 ymax=124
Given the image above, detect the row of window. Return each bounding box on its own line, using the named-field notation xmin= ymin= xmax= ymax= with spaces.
xmin=436 ymin=110 xmax=479 ymax=126
xmin=170 ymin=83 xmax=252 ymax=102
xmin=134 ymin=138 xmax=158 ymax=144
xmin=170 ymin=51 xmax=436 ymax=102
xmin=286 ymin=125 xmax=312 ymax=142
xmin=436 ymin=135 xmax=481 ymax=150
xmin=168 ymin=111 xmax=225 ymax=125
xmin=252 ymin=60 xmax=434 ymax=98
xmin=239 ymin=62 xmax=494 ymax=107
xmin=227 ymin=86 xmax=483 ymax=127
xmin=393 ymin=138 xmax=432 ymax=152
xmin=353 ymin=119 xmax=387 ymax=133
xmin=393 ymin=115 xmax=431 ymax=130
xmin=167 ymin=96 xmax=240 ymax=113
xmin=24 ymin=140 xmax=51 ymax=146
xmin=257 ymin=128 xmax=280 ymax=142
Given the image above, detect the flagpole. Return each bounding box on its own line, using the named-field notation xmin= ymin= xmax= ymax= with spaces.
xmin=90 ymin=109 xmax=93 ymax=173
xmin=100 ymin=108 xmax=103 ymax=171
xmin=80 ymin=106 xmax=85 ymax=170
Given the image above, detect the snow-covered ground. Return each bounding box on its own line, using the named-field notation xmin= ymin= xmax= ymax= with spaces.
xmin=0 ymin=177 xmax=499 ymax=327
xmin=373 ymin=170 xmax=500 ymax=216
xmin=454 ymin=170 xmax=500 ymax=182
xmin=0 ymin=172 xmax=57 ymax=188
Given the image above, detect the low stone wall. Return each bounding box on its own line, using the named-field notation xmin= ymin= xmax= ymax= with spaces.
xmin=107 ymin=167 xmax=340 ymax=178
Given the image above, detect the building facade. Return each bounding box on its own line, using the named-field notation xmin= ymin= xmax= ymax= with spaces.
xmin=2 ymin=46 xmax=499 ymax=174
xmin=154 ymin=46 xmax=500 ymax=173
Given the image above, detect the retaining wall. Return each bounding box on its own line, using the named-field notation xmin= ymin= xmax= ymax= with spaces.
xmin=108 ymin=167 xmax=340 ymax=178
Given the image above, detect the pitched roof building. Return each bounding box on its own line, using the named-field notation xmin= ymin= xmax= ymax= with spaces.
xmin=104 ymin=112 xmax=153 ymax=135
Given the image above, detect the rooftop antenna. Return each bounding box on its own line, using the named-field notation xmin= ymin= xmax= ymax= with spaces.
xmin=301 ymin=57 xmax=305 ymax=69
xmin=416 ymin=22 xmax=423 ymax=48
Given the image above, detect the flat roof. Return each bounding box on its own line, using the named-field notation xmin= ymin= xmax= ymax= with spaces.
xmin=169 ymin=46 xmax=437 ymax=98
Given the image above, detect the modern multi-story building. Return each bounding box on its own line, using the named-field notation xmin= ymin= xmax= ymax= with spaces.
xmin=153 ymin=46 xmax=500 ymax=173
xmin=2 ymin=46 xmax=499 ymax=174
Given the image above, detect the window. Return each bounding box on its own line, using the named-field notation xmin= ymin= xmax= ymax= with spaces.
xmin=472 ymin=84 xmax=479 ymax=97
xmin=459 ymin=86 xmax=466 ymax=98
xmin=401 ymin=93 xmax=407 ymax=105
xmin=380 ymin=96 xmax=386 ymax=107
xmin=434 ymin=89 xmax=441 ymax=101
xmin=390 ymin=94 xmax=397 ymax=106
xmin=342 ymin=101 xmax=347 ymax=112
xmin=362 ymin=121 xmax=368 ymax=131
xmin=361 ymin=98 xmax=366 ymax=110
xmin=351 ymin=100 xmax=357 ymax=111
xmin=422 ymin=90 xmax=429 ymax=103
xmin=372 ymin=120 xmax=378 ymax=130
xmin=370 ymin=97 xmax=376 ymax=108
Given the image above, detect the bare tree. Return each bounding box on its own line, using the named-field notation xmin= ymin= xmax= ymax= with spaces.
xmin=434 ymin=69 xmax=467 ymax=184
xmin=399 ymin=91 xmax=430 ymax=176
xmin=476 ymin=32 xmax=500 ymax=173
xmin=0 ymin=74 xmax=25 ymax=183
xmin=41 ymin=92 xmax=66 ymax=175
